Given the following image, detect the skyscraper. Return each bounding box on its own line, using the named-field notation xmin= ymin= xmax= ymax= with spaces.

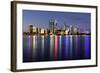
xmin=29 ymin=24 xmax=33 ymax=34
xmin=49 ymin=18 xmax=57 ymax=34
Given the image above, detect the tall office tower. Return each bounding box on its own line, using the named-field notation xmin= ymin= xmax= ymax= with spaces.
xmin=29 ymin=24 xmax=33 ymax=34
xmin=69 ymin=25 xmax=72 ymax=35
xmin=49 ymin=18 xmax=57 ymax=34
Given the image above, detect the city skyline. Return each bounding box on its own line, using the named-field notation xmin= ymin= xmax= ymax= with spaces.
xmin=23 ymin=10 xmax=91 ymax=62
xmin=23 ymin=10 xmax=91 ymax=32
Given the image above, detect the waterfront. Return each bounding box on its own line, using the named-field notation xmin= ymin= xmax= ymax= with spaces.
xmin=23 ymin=35 xmax=91 ymax=62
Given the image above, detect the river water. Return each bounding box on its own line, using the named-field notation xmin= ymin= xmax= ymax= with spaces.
xmin=23 ymin=35 xmax=91 ymax=62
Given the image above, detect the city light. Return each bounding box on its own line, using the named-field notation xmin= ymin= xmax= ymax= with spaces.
xmin=23 ymin=18 xmax=90 ymax=36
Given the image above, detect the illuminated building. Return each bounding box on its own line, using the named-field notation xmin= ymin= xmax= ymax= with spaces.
xmin=64 ymin=30 xmax=69 ymax=35
xmin=62 ymin=24 xmax=70 ymax=35
xmin=69 ymin=25 xmax=79 ymax=35
xmin=49 ymin=18 xmax=57 ymax=34
xmin=37 ymin=28 xmax=41 ymax=34
xmin=40 ymin=28 xmax=45 ymax=35
xmin=28 ymin=20 xmax=81 ymax=35
xmin=33 ymin=27 xmax=37 ymax=33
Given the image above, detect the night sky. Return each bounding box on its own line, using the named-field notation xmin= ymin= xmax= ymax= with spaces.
xmin=23 ymin=10 xmax=91 ymax=32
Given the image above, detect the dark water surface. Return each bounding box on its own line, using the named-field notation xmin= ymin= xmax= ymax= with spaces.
xmin=23 ymin=35 xmax=91 ymax=62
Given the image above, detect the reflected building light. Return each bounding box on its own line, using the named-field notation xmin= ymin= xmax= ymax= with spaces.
xmin=54 ymin=35 xmax=58 ymax=60
xmin=32 ymin=36 xmax=36 ymax=60
xmin=69 ymin=35 xmax=73 ymax=59
xmin=50 ymin=35 xmax=54 ymax=60
xmin=58 ymin=36 xmax=62 ymax=59
xmin=33 ymin=36 xmax=36 ymax=49
xmin=41 ymin=36 xmax=44 ymax=59
xmin=74 ymin=35 xmax=78 ymax=58
xmin=27 ymin=35 xmax=31 ymax=49
xmin=64 ymin=35 xmax=69 ymax=59
xmin=84 ymin=35 xmax=90 ymax=58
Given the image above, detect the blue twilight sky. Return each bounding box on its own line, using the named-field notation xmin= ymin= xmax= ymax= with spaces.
xmin=23 ymin=10 xmax=91 ymax=32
